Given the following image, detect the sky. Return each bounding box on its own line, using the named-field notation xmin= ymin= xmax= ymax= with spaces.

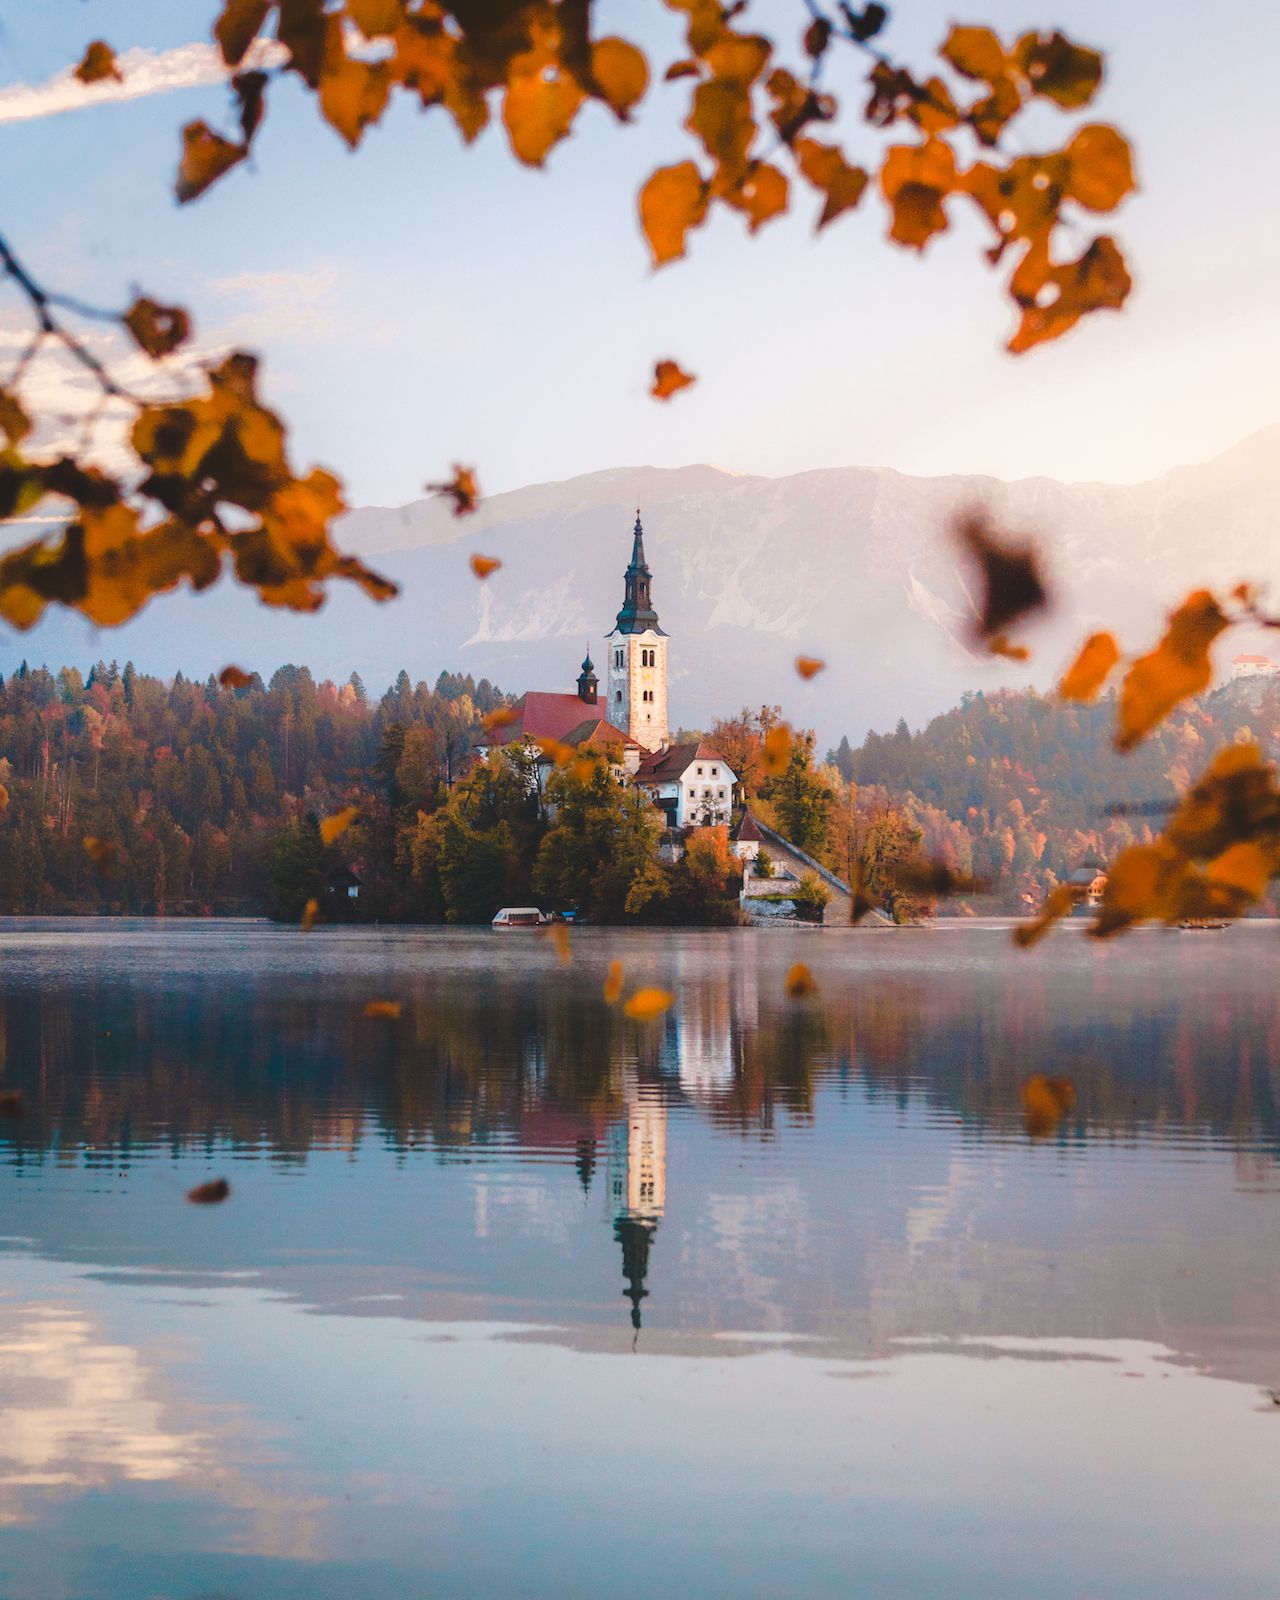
xmin=0 ymin=0 xmax=1277 ymax=512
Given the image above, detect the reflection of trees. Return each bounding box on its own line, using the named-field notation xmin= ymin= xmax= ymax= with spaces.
xmin=0 ymin=950 xmax=1276 ymax=1168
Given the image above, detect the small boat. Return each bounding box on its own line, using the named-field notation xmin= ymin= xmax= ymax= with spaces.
xmin=1177 ymin=917 xmax=1229 ymax=931
xmin=492 ymin=907 xmax=549 ymax=928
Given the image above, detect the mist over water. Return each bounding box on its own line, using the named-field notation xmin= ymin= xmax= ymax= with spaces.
xmin=1 ymin=920 xmax=1277 ymax=1598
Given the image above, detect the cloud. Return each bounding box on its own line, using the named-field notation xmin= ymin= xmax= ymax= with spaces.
xmin=207 ymin=266 xmax=341 ymax=344
xmin=0 ymin=39 xmax=286 ymax=127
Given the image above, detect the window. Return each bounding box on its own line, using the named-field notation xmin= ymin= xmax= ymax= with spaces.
xmin=696 ymin=765 xmax=704 ymax=776
xmin=615 ymin=690 xmax=622 ymax=703
xmin=718 ymin=789 xmax=726 ymax=800
xmin=711 ymin=766 xmax=718 ymax=777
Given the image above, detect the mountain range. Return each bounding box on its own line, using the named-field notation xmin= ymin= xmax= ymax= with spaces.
xmin=2 ymin=425 xmax=1276 ymax=744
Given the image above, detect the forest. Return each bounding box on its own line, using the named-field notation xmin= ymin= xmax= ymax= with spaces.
xmin=1 ymin=658 xmax=1276 ymax=922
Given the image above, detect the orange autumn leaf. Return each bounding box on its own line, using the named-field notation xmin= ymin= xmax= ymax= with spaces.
xmin=793 ymin=137 xmax=868 ymax=229
xmin=639 ymin=160 xmax=709 ymax=266
xmin=347 ymin=0 xmax=404 ymax=37
xmin=623 ymin=987 xmax=674 ymax=1022
xmin=75 ymin=41 xmax=122 ymax=85
xmin=795 ymin=655 xmax=826 ymax=680
xmin=428 ymin=466 xmax=480 ymax=516
xmin=0 ymin=784 xmax=9 ymax=813
xmin=469 ymin=553 xmax=501 ymax=580
xmin=215 ymin=0 xmax=271 ymax=65
xmin=941 ymin=25 xmax=1007 ymax=81
xmin=1012 ymin=882 xmax=1076 ymax=947
xmin=0 ymin=389 xmax=31 ymax=447
xmin=1007 ymin=236 xmax=1131 ymax=355
xmin=761 ymin=724 xmax=792 ymax=777
xmin=1020 ymin=1074 xmax=1076 ymax=1137
xmin=784 ymin=962 xmax=818 ymax=999
xmin=591 ymin=37 xmax=649 ymax=119
xmin=300 ymin=897 xmax=320 ymax=931
xmin=1116 ymin=591 xmax=1230 ymax=751
xmin=219 ymin=664 xmax=254 ymax=689
xmin=319 ymin=805 xmax=359 ymax=845
xmin=536 ymin=736 xmax=576 ymax=768
xmin=603 ymin=959 xmax=624 ymax=1005
xmin=503 ymin=64 xmax=585 ymax=166
xmin=362 ymin=999 xmax=403 ymax=1019
xmin=187 ymin=1177 xmax=231 ymax=1204
xmin=880 ymin=139 xmax=957 ymax=250
xmin=1016 ymin=31 xmax=1103 ymax=109
xmin=1064 ymin=124 xmax=1135 ymax=212
xmin=1059 ymin=632 xmax=1120 ymax=702
xmin=989 ymin=634 xmax=1030 ymax=661
xmin=176 ymin=120 xmax=246 ymax=204
xmin=651 ymin=359 xmax=696 ymax=400
xmin=482 ymin=705 xmax=519 ymax=733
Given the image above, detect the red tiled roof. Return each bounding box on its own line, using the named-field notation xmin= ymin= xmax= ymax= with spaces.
xmin=734 ymin=812 xmax=765 ymax=843
xmin=635 ymin=740 xmax=729 ymax=782
xmin=494 ymin=691 xmax=606 ymax=746
xmin=561 ymin=717 xmax=640 ymax=751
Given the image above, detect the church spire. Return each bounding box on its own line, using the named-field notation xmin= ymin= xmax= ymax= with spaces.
xmin=614 ymin=508 xmax=663 ymax=636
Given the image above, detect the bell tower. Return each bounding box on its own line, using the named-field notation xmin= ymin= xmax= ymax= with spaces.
xmin=606 ymin=510 xmax=668 ymax=751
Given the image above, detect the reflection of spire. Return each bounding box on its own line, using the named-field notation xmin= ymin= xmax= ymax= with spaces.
xmin=607 ymin=1083 xmax=667 ymax=1336
xmin=574 ymin=1133 xmax=597 ymax=1194
xmin=614 ymin=1215 xmax=656 ymax=1331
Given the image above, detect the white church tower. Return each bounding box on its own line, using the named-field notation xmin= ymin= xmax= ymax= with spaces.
xmin=606 ymin=511 xmax=669 ymax=752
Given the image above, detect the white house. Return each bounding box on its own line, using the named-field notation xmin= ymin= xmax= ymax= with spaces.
xmin=634 ymin=741 xmax=736 ymax=829
xmin=1231 ymin=653 xmax=1279 ymax=680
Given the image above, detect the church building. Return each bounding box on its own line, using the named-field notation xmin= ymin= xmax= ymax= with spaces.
xmin=483 ymin=513 xmax=737 ymax=826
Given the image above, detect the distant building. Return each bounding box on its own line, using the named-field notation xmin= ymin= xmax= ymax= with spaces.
xmin=606 ymin=513 xmax=669 ymax=751
xmin=1066 ymin=861 xmax=1107 ymax=909
xmin=1231 ymin=653 xmax=1279 ymax=680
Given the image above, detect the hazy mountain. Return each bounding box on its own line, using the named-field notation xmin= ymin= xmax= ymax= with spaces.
xmin=2 ymin=426 xmax=1276 ymax=745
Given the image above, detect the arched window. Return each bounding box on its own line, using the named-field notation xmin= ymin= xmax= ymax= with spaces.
xmin=615 ymin=689 xmax=622 ymax=703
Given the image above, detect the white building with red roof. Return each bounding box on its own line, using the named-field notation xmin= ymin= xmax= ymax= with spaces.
xmin=1231 ymin=653 xmax=1278 ymax=680
xmin=635 ymin=741 xmax=736 ymax=829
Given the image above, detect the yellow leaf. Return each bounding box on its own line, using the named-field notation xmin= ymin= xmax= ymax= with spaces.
xmin=428 ymin=466 xmax=480 ymax=515
xmin=503 ymin=66 xmax=586 ymax=167
xmin=1021 ymin=1073 xmax=1075 ymax=1136
xmin=592 ymin=37 xmax=649 ymax=118
xmin=0 ymin=390 xmax=31 ymax=447
xmin=784 ymin=961 xmax=817 ymax=999
xmin=1059 ymin=632 xmax=1119 ymax=702
xmin=603 ymin=959 xmax=624 ymax=1004
xmin=300 ymin=897 xmax=320 ymax=931
xmin=320 ymin=805 xmax=359 ymax=845
xmin=1012 ymin=882 xmax=1075 ymax=947
xmin=362 ymin=999 xmax=403 ymax=1018
xmin=940 ymin=25 xmax=1007 ymax=82
xmin=347 ymin=0 xmax=403 ymax=38
xmin=319 ymin=52 xmax=391 ymax=148
xmin=123 ymin=297 xmax=192 ymax=359
xmin=74 ymin=40 xmax=122 ymax=85
xmin=1116 ymin=590 xmax=1230 ymax=750
xmin=880 ymin=140 xmax=957 ymax=251
xmin=214 ymin=0 xmax=270 ymax=66
xmin=470 ymin=553 xmax=501 ymax=580
xmin=793 ymin=138 xmax=868 ymax=228
xmin=1016 ymin=30 xmax=1103 ymax=109
xmin=176 ymin=120 xmax=246 ymax=204
xmin=761 ymin=724 xmax=791 ymax=777
xmin=639 ymin=161 xmax=709 ymax=267
xmin=795 ymin=655 xmax=825 ymax=680
xmin=623 ymin=987 xmax=674 ymax=1022
xmin=1065 ymin=124 xmax=1136 ymax=212
xmin=651 ymin=359 xmax=696 ymax=400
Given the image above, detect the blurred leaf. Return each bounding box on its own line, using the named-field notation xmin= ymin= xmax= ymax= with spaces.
xmin=428 ymin=466 xmax=480 ymax=515
xmin=592 ymin=37 xmax=649 ymax=118
xmin=784 ymin=961 xmax=818 ymax=999
xmin=362 ymin=999 xmax=403 ymax=1018
xmin=83 ymin=835 xmax=118 ymax=872
xmin=880 ymin=139 xmax=957 ymax=250
xmin=639 ymin=161 xmax=709 ymax=266
xmin=482 ymin=705 xmax=519 ymax=732
xmin=603 ymin=959 xmax=624 ymax=1004
xmin=794 ymin=655 xmax=826 ymax=680
xmin=469 ymin=553 xmax=501 ymax=579
xmin=989 ymin=634 xmax=1030 ymax=661
xmin=348 ymin=0 xmax=404 ymax=38
xmin=793 ymin=137 xmax=868 ymax=228
xmin=75 ymin=41 xmax=122 ymax=85
xmin=176 ymin=120 xmax=246 ymax=203
xmin=1007 ymin=236 xmax=1131 ymax=354
xmin=187 ymin=1177 xmax=231 ymax=1204
xmin=1012 ymin=881 xmax=1076 ymax=946
xmin=954 ymin=509 xmax=1048 ymax=640
xmin=1021 ymin=1073 xmax=1076 ymax=1136
xmin=651 ymin=359 xmax=696 ymax=400
xmin=320 ymin=804 xmax=359 ymax=845
xmin=760 ymin=723 xmax=792 ymax=778
xmin=0 ymin=390 xmax=31 ymax=447
xmin=546 ymin=921 xmax=572 ymax=964
xmin=300 ymin=896 xmax=319 ymax=931
xmin=1064 ymin=125 xmax=1135 ymax=211
xmin=215 ymin=0 xmax=270 ymax=66
xmin=1016 ymin=31 xmax=1103 ymax=109
xmin=940 ymin=25 xmax=1007 ymax=81
xmin=1059 ymin=632 xmax=1120 ymax=702
xmin=123 ymin=297 xmax=192 ymax=359
xmin=219 ymin=664 xmax=254 ymax=688
xmin=623 ymin=986 xmax=674 ymax=1021
xmin=0 ymin=1090 xmax=21 ymax=1118
xmin=1116 ymin=591 xmax=1230 ymax=750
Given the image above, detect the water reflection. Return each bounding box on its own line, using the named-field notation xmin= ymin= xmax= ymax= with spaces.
xmin=0 ymin=922 xmax=1278 ymax=1596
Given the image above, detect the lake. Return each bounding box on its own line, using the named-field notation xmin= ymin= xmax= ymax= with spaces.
xmin=0 ymin=918 xmax=1277 ymax=1599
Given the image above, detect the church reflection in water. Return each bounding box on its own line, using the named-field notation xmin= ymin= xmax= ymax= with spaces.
xmin=608 ymin=1080 xmax=667 ymax=1332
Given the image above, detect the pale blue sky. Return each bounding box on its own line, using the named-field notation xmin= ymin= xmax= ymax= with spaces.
xmin=0 ymin=0 xmax=1276 ymax=508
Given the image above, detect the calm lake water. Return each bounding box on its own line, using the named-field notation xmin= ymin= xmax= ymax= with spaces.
xmin=0 ymin=918 xmax=1277 ymax=1599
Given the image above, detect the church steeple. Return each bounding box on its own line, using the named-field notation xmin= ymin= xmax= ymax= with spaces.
xmin=614 ymin=509 xmax=663 ymax=636
xmin=576 ymin=647 xmax=597 ymax=704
